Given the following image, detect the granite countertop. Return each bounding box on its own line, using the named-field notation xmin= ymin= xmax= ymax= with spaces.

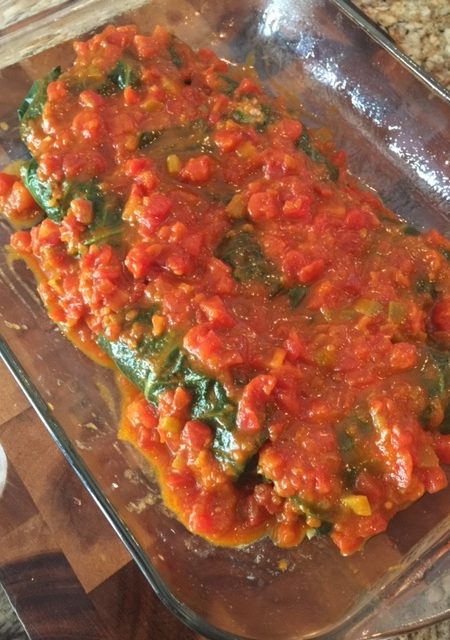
xmin=352 ymin=0 xmax=450 ymax=89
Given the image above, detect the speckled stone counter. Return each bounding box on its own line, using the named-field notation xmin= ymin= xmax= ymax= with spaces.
xmin=352 ymin=0 xmax=450 ymax=89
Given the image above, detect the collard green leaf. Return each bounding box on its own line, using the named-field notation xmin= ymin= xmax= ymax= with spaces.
xmin=296 ymin=128 xmax=339 ymax=181
xmin=217 ymin=230 xmax=281 ymax=295
xmin=20 ymin=159 xmax=63 ymax=221
xmin=138 ymin=130 xmax=163 ymax=149
xmin=287 ymin=284 xmax=308 ymax=309
xmin=18 ymin=66 xmax=62 ymax=125
xmin=108 ymin=60 xmax=140 ymax=90
xmin=219 ymin=74 xmax=238 ymax=95
xmin=97 ymin=327 xmax=245 ymax=474
xmin=20 ymin=161 xmax=121 ymax=231
xmin=168 ymin=39 xmax=183 ymax=69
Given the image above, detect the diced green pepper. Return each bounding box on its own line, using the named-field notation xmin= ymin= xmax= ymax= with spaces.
xmin=388 ymin=300 xmax=407 ymax=323
xmin=354 ymin=298 xmax=382 ymax=317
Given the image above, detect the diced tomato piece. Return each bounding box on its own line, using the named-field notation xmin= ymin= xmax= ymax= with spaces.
xmin=237 ymin=375 xmax=277 ymax=432
xmin=389 ymin=343 xmax=418 ymax=371
xmin=344 ymin=208 xmax=378 ymax=230
xmin=9 ymin=181 xmax=37 ymax=213
xmin=79 ymin=89 xmax=105 ymax=109
xmin=188 ymin=488 xmax=236 ymax=535
xmin=127 ymin=396 xmax=159 ymax=431
xmin=125 ymin=157 xmax=152 ymax=177
xmin=10 ymin=230 xmax=32 ymax=253
xmin=433 ymin=435 xmax=450 ymax=464
xmin=209 ymin=93 xmax=229 ymax=124
xmin=199 ymin=295 xmax=235 ymax=328
xmin=124 ymin=86 xmax=140 ymax=106
xmin=181 ymin=420 xmax=212 ymax=451
xmin=0 ymin=172 xmax=16 ymax=196
xmin=298 ymin=258 xmax=325 ymax=284
xmin=47 ymin=80 xmax=67 ymax=102
xmin=180 ymin=155 xmax=213 ymax=184
xmin=416 ymin=467 xmax=447 ymax=494
xmin=71 ymin=110 xmax=103 ymax=140
xmin=332 ymin=513 xmax=387 ymax=555
xmin=274 ymin=118 xmax=302 ymax=142
xmin=283 ymin=330 xmax=308 ymax=363
xmin=165 ymin=250 xmax=192 ymax=276
xmin=139 ymin=193 xmax=173 ymax=233
xmin=282 ymin=195 xmax=311 ymax=220
xmin=235 ymin=77 xmax=261 ymax=96
xmin=125 ymin=243 xmax=162 ymax=278
xmin=36 ymin=219 xmax=61 ymax=247
xmin=183 ymin=323 xmax=222 ymax=360
xmin=70 ymin=198 xmax=93 ymax=225
xmin=213 ymin=130 xmax=243 ymax=153
xmin=62 ymin=151 xmax=106 ymax=179
xmin=247 ymin=190 xmax=280 ymax=220
xmin=136 ymin=170 xmax=158 ymax=191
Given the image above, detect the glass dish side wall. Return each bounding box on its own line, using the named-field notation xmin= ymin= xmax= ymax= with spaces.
xmin=0 ymin=1 xmax=449 ymax=639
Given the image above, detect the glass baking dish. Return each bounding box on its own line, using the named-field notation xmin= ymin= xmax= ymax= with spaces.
xmin=0 ymin=0 xmax=449 ymax=638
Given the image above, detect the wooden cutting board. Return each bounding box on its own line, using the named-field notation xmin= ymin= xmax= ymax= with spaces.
xmin=0 ymin=358 xmax=202 ymax=640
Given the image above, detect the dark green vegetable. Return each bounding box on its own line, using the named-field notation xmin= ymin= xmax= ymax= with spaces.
xmin=151 ymin=119 xmax=213 ymax=156
xmin=96 ymin=325 xmax=250 ymax=474
xmin=231 ymin=103 xmax=274 ymax=132
xmin=255 ymin=104 xmax=274 ymax=133
xmin=83 ymin=225 xmax=123 ymax=247
xmin=20 ymin=160 xmax=121 ymax=230
xmin=138 ymin=130 xmax=163 ymax=149
xmin=296 ymin=128 xmax=339 ymax=181
xmin=439 ymin=247 xmax=450 ymax=261
xmin=440 ymin=404 xmax=450 ymax=434
xmin=168 ymin=40 xmax=183 ymax=69
xmin=108 ymin=60 xmax=140 ymax=90
xmin=415 ymin=277 xmax=437 ymax=298
xmin=343 ymin=464 xmax=358 ymax=490
xmin=317 ymin=521 xmax=333 ymax=535
xmin=217 ymin=230 xmax=282 ymax=296
xmin=428 ymin=349 xmax=450 ymax=398
xmin=20 ymin=159 xmax=62 ymax=221
xmin=337 ymin=431 xmax=354 ymax=454
xmin=230 ymin=110 xmax=253 ymax=125
xmin=18 ymin=66 xmax=61 ymax=125
xmin=287 ymin=284 xmax=308 ymax=309
xmin=402 ymin=224 xmax=420 ymax=236
xmin=219 ymin=74 xmax=238 ymax=95
xmin=419 ymin=349 xmax=450 ymax=432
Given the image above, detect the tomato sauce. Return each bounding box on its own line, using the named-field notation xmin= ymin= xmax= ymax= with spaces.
xmin=1 ymin=24 xmax=450 ymax=554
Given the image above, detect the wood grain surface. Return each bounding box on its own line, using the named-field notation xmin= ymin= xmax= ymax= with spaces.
xmin=0 ymin=359 xmax=200 ymax=640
